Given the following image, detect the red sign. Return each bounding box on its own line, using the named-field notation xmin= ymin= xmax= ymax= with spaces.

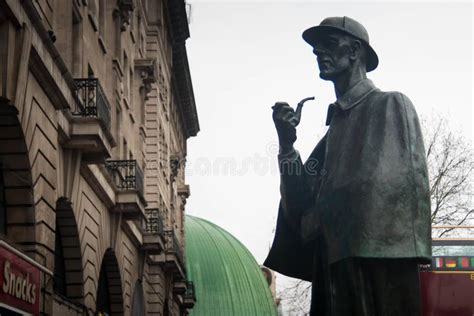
xmin=421 ymin=271 xmax=474 ymax=316
xmin=0 ymin=243 xmax=41 ymax=315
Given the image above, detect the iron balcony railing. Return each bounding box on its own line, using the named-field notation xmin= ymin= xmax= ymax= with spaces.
xmin=105 ymin=160 xmax=144 ymax=196
xmin=144 ymin=209 xmax=164 ymax=234
xmin=163 ymin=230 xmax=184 ymax=266
xmin=73 ymin=78 xmax=111 ymax=131
xmin=184 ymin=281 xmax=196 ymax=301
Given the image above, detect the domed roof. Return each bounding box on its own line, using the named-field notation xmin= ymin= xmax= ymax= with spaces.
xmin=185 ymin=215 xmax=277 ymax=316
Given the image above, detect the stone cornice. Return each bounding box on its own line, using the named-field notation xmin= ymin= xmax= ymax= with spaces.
xmin=166 ymin=0 xmax=190 ymax=44
xmin=165 ymin=0 xmax=200 ymax=138
xmin=172 ymin=43 xmax=199 ymax=138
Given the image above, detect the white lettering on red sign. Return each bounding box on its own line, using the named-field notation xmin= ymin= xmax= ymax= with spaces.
xmin=2 ymin=260 xmax=36 ymax=304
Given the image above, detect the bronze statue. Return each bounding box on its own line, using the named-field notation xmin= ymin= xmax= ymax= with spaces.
xmin=264 ymin=16 xmax=431 ymax=315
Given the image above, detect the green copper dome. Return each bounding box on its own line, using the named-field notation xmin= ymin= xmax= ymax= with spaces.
xmin=185 ymin=215 xmax=277 ymax=316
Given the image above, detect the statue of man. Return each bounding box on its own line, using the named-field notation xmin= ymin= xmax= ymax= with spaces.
xmin=264 ymin=16 xmax=431 ymax=315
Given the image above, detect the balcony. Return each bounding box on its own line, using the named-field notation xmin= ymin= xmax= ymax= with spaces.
xmin=64 ymin=78 xmax=114 ymax=163
xmin=183 ymin=281 xmax=196 ymax=309
xmin=152 ymin=230 xmax=185 ymax=279
xmin=141 ymin=209 xmax=165 ymax=254
xmin=73 ymin=79 xmax=111 ymax=129
xmin=105 ymin=160 xmax=146 ymax=218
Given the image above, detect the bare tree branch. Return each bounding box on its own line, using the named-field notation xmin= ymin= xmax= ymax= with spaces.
xmin=423 ymin=114 xmax=474 ymax=236
xmin=277 ymin=279 xmax=312 ymax=315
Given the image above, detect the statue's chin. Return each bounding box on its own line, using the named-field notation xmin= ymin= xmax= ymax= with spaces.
xmin=319 ymin=72 xmax=333 ymax=81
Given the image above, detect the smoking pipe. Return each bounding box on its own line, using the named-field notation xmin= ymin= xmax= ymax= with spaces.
xmin=294 ymin=96 xmax=315 ymax=126
xmin=272 ymin=96 xmax=315 ymax=126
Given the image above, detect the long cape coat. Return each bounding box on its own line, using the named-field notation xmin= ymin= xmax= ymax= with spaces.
xmin=264 ymin=80 xmax=431 ymax=281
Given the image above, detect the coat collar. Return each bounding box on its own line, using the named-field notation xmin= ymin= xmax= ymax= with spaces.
xmin=326 ymin=79 xmax=377 ymax=126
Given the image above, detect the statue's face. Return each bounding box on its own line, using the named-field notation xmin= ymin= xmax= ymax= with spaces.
xmin=312 ymin=31 xmax=353 ymax=81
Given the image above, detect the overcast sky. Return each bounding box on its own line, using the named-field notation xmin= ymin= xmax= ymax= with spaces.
xmin=183 ymin=0 xmax=473 ymax=298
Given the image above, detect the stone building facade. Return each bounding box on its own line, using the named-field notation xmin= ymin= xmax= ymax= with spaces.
xmin=0 ymin=0 xmax=199 ymax=314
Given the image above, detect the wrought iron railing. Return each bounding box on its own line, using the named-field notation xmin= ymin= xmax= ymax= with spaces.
xmin=105 ymin=160 xmax=144 ymax=196
xmin=184 ymin=281 xmax=196 ymax=301
xmin=163 ymin=230 xmax=184 ymax=266
xmin=144 ymin=209 xmax=164 ymax=234
xmin=73 ymin=78 xmax=111 ymax=131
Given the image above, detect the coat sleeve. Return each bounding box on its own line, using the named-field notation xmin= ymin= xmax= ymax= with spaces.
xmin=279 ymin=136 xmax=326 ymax=231
xmin=264 ymin=136 xmax=327 ymax=280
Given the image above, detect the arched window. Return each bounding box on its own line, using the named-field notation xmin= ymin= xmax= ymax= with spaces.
xmin=0 ymin=163 xmax=5 ymax=234
xmin=95 ymin=249 xmax=124 ymax=315
xmin=54 ymin=198 xmax=84 ymax=302
xmin=131 ymin=280 xmax=145 ymax=316
xmin=54 ymin=221 xmax=67 ymax=295
xmin=96 ymin=264 xmax=111 ymax=315
xmin=163 ymin=300 xmax=170 ymax=316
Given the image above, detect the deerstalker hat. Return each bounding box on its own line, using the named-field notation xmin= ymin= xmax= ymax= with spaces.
xmin=302 ymin=16 xmax=379 ymax=72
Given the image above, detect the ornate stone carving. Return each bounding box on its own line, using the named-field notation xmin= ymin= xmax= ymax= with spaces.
xmin=170 ymin=154 xmax=181 ymax=183
xmin=114 ymin=0 xmax=134 ymax=32
xmin=178 ymin=184 xmax=190 ymax=211
xmin=134 ymin=58 xmax=158 ymax=100
xmin=157 ymin=63 xmax=168 ymax=107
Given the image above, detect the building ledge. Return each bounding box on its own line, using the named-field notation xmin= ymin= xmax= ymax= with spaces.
xmin=167 ymin=255 xmax=185 ymax=279
xmin=173 ymin=280 xmax=186 ymax=295
xmin=150 ymin=252 xmax=185 ymax=280
xmin=121 ymin=220 xmax=144 ymax=249
xmin=149 ymin=230 xmax=186 ymax=280
xmin=64 ymin=116 xmax=114 ymax=163
xmin=111 ymin=190 xmax=147 ymax=219
xmin=142 ymin=233 xmax=165 ymax=254
xmin=80 ymin=164 xmax=116 ymax=209
xmin=52 ymin=293 xmax=88 ymax=315
xmin=183 ymin=296 xmax=196 ymax=309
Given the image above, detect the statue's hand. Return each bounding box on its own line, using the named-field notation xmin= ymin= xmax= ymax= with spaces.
xmin=272 ymin=102 xmax=297 ymax=152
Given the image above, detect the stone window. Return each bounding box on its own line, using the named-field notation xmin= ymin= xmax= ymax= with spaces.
xmin=88 ymin=0 xmax=100 ymax=31
xmin=159 ymin=124 xmax=168 ymax=179
xmin=98 ymin=0 xmax=106 ymax=39
xmin=53 ymin=224 xmax=67 ymax=295
xmin=96 ymin=264 xmax=111 ymax=315
xmin=0 ymin=164 xmax=5 ymax=235
xmin=123 ymin=51 xmax=130 ymax=103
xmin=131 ymin=280 xmax=145 ymax=316
xmin=116 ymin=106 xmax=122 ymax=149
xmin=129 ymin=67 xmax=134 ymax=108
xmin=123 ymin=138 xmax=128 ymax=160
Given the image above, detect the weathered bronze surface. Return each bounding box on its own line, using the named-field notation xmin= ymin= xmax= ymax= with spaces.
xmin=265 ymin=16 xmax=431 ymax=315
